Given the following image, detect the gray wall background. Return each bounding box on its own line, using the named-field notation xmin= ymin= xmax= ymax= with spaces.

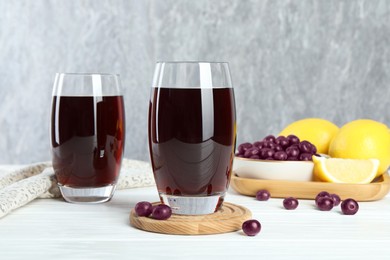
xmin=0 ymin=0 xmax=389 ymax=164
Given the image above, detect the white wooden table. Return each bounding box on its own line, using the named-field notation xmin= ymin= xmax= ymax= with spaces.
xmin=1 ymin=165 xmax=390 ymax=260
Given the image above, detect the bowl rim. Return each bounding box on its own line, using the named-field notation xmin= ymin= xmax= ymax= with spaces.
xmin=234 ymin=156 xmax=314 ymax=164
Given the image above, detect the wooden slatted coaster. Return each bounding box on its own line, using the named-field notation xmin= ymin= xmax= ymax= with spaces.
xmin=130 ymin=202 xmax=252 ymax=235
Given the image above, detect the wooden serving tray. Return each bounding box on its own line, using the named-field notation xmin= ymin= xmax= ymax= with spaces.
xmin=230 ymin=172 xmax=390 ymax=201
xmin=130 ymin=202 xmax=251 ymax=235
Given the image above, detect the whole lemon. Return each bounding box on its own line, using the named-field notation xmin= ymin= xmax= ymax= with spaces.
xmin=328 ymin=119 xmax=390 ymax=177
xmin=279 ymin=118 xmax=339 ymax=154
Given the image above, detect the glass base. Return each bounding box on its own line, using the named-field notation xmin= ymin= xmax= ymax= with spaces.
xmin=159 ymin=193 xmax=225 ymax=215
xmin=58 ymin=184 xmax=117 ymax=204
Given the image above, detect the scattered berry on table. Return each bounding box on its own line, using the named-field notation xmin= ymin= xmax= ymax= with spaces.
xmin=283 ymin=197 xmax=299 ymax=210
xmin=242 ymin=219 xmax=261 ymax=236
xmin=316 ymin=197 xmax=334 ymax=211
xmin=341 ymin=199 xmax=359 ymax=215
xmin=256 ymin=190 xmax=271 ymax=201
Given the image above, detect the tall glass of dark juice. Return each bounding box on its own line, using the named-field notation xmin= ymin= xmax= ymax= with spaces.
xmin=148 ymin=62 xmax=236 ymax=215
xmin=51 ymin=73 xmax=125 ymax=203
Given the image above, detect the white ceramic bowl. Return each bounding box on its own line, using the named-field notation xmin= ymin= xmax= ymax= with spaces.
xmin=233 ymin=156 xmax=314 ymax=181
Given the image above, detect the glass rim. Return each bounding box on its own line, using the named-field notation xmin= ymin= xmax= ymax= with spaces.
xmin=155 ymin=61 xmax=229 ymax=65
xmin=55 ymin=72 xmax=120 ymax=77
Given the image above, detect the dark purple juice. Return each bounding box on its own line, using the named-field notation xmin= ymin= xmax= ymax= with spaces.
xmin=148 ymin=87 xmax=236 ymax=197
xmin=51 ymin=96 xmax=125 ymax=188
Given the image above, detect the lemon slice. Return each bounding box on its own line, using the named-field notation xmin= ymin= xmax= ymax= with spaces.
xmin=312 ymin=156 xmax=379 ymax=184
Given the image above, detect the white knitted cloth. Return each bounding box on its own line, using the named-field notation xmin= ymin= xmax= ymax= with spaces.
xmin=0 ymin=159 xmax=155 ymax=219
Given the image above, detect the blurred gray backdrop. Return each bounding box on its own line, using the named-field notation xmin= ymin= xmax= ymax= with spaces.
xmin=0 ymin=0 xmax=389 ymax=164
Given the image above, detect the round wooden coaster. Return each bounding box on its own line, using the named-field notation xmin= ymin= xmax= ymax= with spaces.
xmin=130 ymin=202 xmax=252 ymax=235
